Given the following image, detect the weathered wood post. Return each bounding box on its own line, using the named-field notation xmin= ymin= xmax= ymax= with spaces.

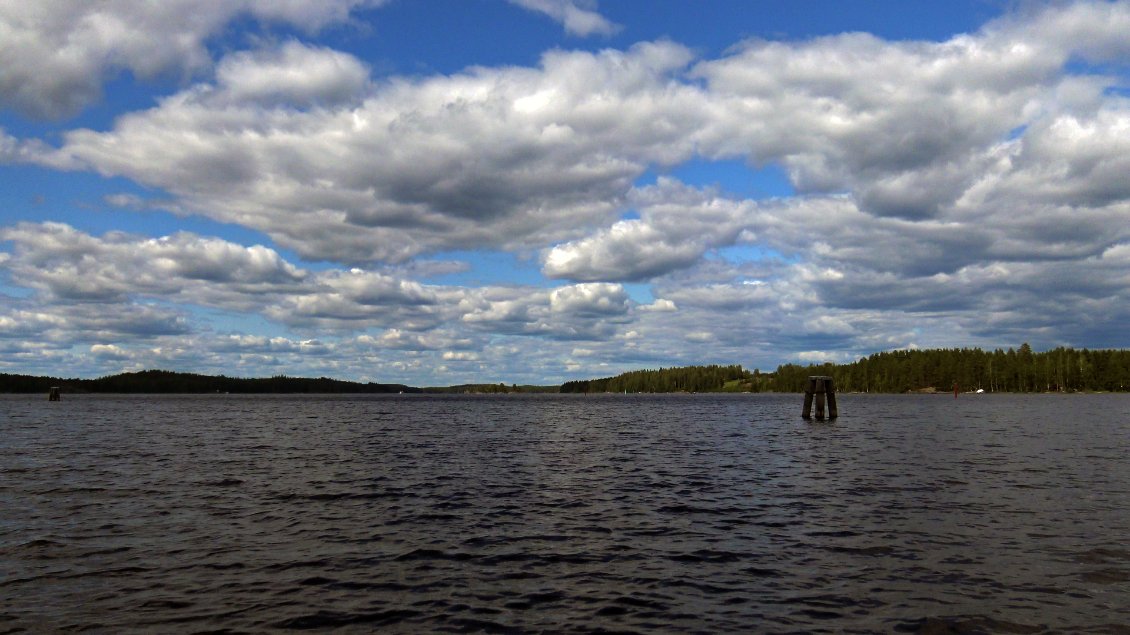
xmin=802 ymin=377 xmax=816 ymax=418
xmin=802 ymin=376 xmax=837 ymax=420
xmin=826 ymin=377 xmax=838 ymax=419
xmin=814 ymin=377 xmax=826 ymax=419
xmin=48 ymin=386 xmax=61 ymax=401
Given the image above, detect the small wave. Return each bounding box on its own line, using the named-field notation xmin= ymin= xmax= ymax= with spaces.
xmin=742 ymin=566 xmax=784 ymax=577
xmin=1075 ymin=548 xmax=1130 ymax=564
xmin=200 ymin=478 xmax=244 ymax=487
xmin=440 ymin=616 xmax=521 ymax=634
xmin=780 ymin=593 xmax=879 ymax=609
xmin=57 ymin=565 xmax=155 ymax=579
xmin=505 ymin=591 xmax=567 ymax=609
xmin=666 ymin=549 xmax=747 ymax=564
xmin=894 ymin=615 xmax=1046 ymax=633
xmin=1079 ymin=569 xmax=1129 ymax=584
xmin=656 ymin=504 xmax=742 ymax=515
xmin=386 ymin=513 xmax=462 ymax=525
xmin=792 ymin=608 xmax=843 ymax=620
xmin=394 ymin=548 xmax=475 ymax=562
xmin=261 ymin=559 xmax=335 ymax=572
xmin=274 ymin=609 xmax=421 ymax=630
xmin=138 ymin=599 xmax=194 ymax=610
xmin=1 ymin=538 xmax=65 ymax=553
xmin=822 ymin=545 xmax=898 ymax=556
xmin=298 ymin=577 xmax=411 ymax=592
xmin=480 ymin=551 xmax=596 ymax=566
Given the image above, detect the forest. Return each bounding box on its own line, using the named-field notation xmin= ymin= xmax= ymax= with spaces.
xmin=560 ymin=364 xmax=755 ymax=393
xmin=771 ymin=345 xmax=1129 ymax=393
xmin=560 ymin=346 xmax=1130 ymax=393
xmin=3 ymin=345 xmax=1128 ymax=394
xmin=423 ymin=383 xmax=559 ymax=394
xmin=0 ymin=369 xmax=418 ymax=394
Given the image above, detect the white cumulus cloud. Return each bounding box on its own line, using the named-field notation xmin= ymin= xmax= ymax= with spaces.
xmin=507 ymin=0 xmax=619 ymax=36
xmin=0 ymin=0 xmax=382 ymax=118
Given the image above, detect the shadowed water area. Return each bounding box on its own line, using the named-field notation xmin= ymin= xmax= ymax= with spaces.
xmin=2 ymin=393 xmax=1128 ymax=633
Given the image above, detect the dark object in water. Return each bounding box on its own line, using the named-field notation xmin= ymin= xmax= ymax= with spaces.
xmin=48 ymin=386 xmax=61 ymax=401
xmin=802 ymin=376 xmax=837 ymax=420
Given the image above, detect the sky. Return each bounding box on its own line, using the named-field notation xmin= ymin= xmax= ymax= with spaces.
xmin=1 ymin=0 xmax=1128 ymax=386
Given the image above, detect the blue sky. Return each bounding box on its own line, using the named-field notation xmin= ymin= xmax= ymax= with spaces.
xmin=1 ymin=1 xmax=1128 ymax=384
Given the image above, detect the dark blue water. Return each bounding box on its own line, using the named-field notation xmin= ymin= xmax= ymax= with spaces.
xmin=2 ymin=393 xmax=1128 ymax=633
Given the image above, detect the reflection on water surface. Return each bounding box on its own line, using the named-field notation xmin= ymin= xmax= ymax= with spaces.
xmin=2 ymin=393 xmax=1128 ymax=632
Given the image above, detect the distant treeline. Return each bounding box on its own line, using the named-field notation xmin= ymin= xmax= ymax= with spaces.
xmin=560 ymin=364 xmax=754 ymax=393
xmin=773 ymin=345 xmax=1130 ymax=393
xmin=560 ymin=346 xmax=1130 ymax=394
xmin=424 ymin=383 xmax=559 ymax=394
xmin=0 ymin=369 xmax=419 ymax=394
xmin=4 ymin=345 xmax=1128 ymax=395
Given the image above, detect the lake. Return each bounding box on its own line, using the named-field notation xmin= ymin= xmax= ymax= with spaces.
xmin=2 ymin=393 xmax=1128 ymax=633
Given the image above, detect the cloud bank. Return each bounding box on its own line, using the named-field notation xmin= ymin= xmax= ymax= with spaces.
xmin=1 ymin=1 xmax=1128 ymax=383
xmin=0 ymin=0 xmax=383 ymax=119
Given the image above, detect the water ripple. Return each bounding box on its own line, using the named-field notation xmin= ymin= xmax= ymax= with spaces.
xmin=1 ymin=392 xmax=1128 ymax=632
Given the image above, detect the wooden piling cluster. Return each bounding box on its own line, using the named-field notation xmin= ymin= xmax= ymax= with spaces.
xmin=48 ymin=386 xmax=61 ymax=401
xmin=802 ymin=376 xmax=837 ymax=420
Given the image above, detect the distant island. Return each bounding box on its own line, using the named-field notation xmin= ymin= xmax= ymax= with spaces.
xmin=2 ymin=345 xmax=1128 ymax=394
xmin=0 ymin=369 xmax=420 ymax=395
xmin=560 ymin=364 xmax=755 ymax=393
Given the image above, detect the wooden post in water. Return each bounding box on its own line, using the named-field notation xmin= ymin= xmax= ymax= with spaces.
xmin=802 ymin=377 xmax=816 ymax=418
xmin=814 ymin=377 xmax=826 ymax=419
xmin=826 ymin=377 xmax=838 ymax=419
xmin=802 ymin=376 xmax=837 ymax=420
xmin=48 ymin=386 xmax=61 ymax=401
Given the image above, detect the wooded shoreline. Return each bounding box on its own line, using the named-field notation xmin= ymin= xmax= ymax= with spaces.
xmin=3 ymin=345 xmax=1128 ymax=394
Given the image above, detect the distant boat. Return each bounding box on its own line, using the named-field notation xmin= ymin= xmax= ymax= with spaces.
xmin=975 ymin=388 xmax=985 ymax=394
